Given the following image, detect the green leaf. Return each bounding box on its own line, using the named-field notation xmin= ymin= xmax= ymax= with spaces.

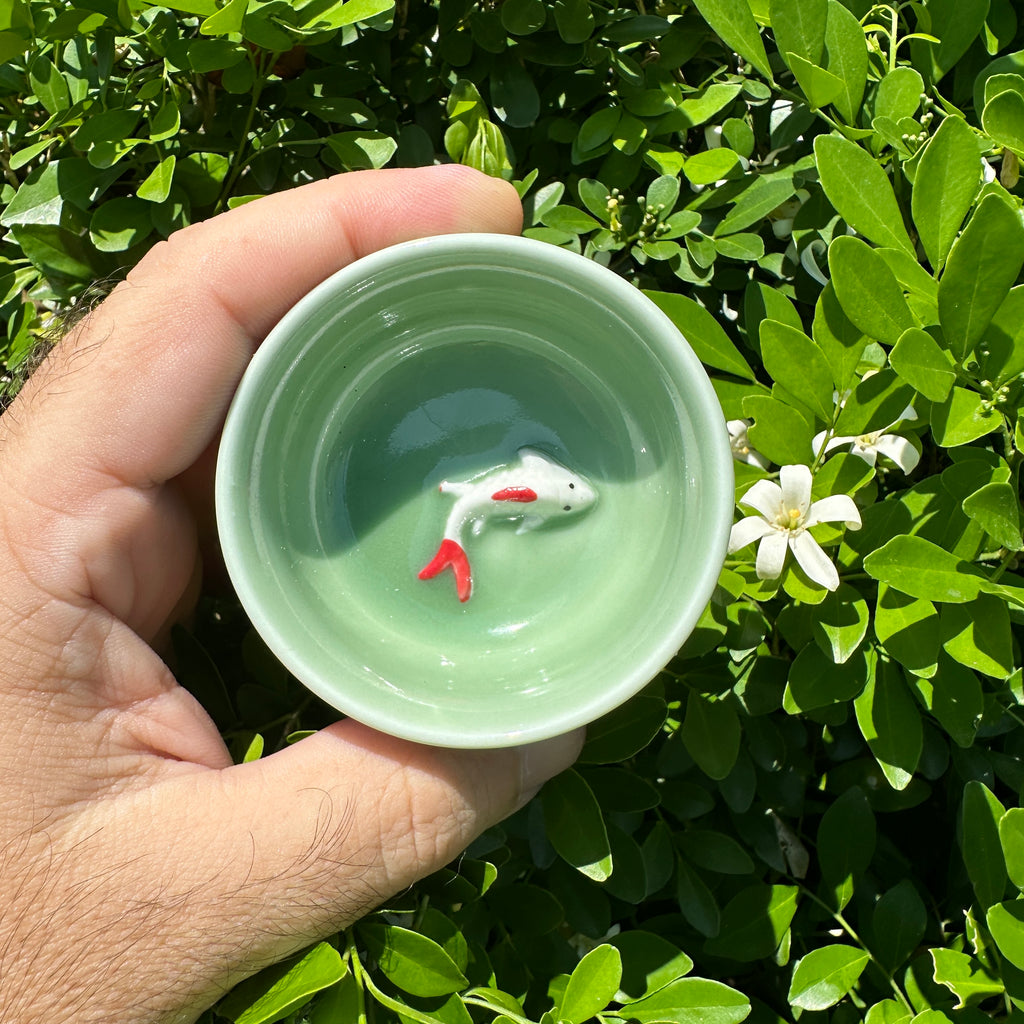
xmin=29 ymin=55 xmax=71 ymax=116
xmin=553 ymin=0 xmax=594 ymax=44
xmin=784 ymin=645 xmax=871 ymax=713
xmin=828 ymin=236 xmax=915 ymax=345
xmin=813 ymin=583 xmax=870 ymax=664
xmin=983 ymin=87 xmax=1024 ymax=154
xmin=938 ymin=194 xmax=1024 ymax=362
xmin=676 ymin=857 xmax=721 ymax=937
xmin=931 ymin=948 xmax=1004 ymax=1009
xmin=854 ymin=657 xmax=922 ymax=790
xmin=645 ymin=291 xmax=755 ymax=380
xmin=977 ymin=286 xmax=1024 ymax=384
xmin=714 ymin=233 xmax=764 ymax=260
xmin=684 ymin=148 xmax=741 ymax=185
xmin=149 ymin=101 xmax=181 ymax=142
xmin=743 ymin=394 xmax=814 ymax=466
xmin=770 ymin=0 xmax=826 ymax=64
xmin=304 ymin=0 xmax=395 ymax=28
xmin=89 ymin=197 xmax=153 ymax=252
xmin=217 ymin=943 xmax=347 ymax=1024
xmin=619 ymin=977 xmax=751 ymax=1024
xmin=326 ymin=131 xmax=398 ymax=170
xmin=930 ymin=387 xmax=1000 ymax=447
xmin=875 ymin=66 xmax=924 ymax=122
xmin=824 ymin=0 xmax=868 ymax=124
xmin=874 ymin=586 xmax=940 ymax=676
xmin=833 ymin=369 xmax=914 ymax=436
xmin=910 ymin=0 xmax=989 ymax=83
xmin=715 ymin=169 xmax=796 ymax=235
xmin=691 ymin=0 xmax=772 ymax=80
xmin=560 ymin=945 xmax=622 ymax=1024
xmin=889 ymin=328 xmax=956 ymax=403
xmin=704 ymin=884 xmax=800 ymax=961
xmin=360 ymin=924 xmax=468 ymax=998
xmin=611 ymin=931 xmax=694 ymax=1001
xmin=0 ymin=159 xmax=103 ymax=227
xmin=678 ymin=830 xmax=755 ymax=875
xmin=580 ymin=695 xmax=667 ymax=763
xmin=911 ymin=115 xmax=982 ymax=271
xmin=486 ymin=884 xmax=564 ymax=937
xmin=543 ymin=769 xmax=613 ymax=881
xmin=787 ymin=52 xmax=844 ymax=109
xmin=865 ymin=535 xmax=987 ymax=603
xmin=813 ymin=282 xmax=868 ymax=392
xmin=986 ymin=900 xmax=1024 ymax=969
xmin=502 ymin=0 xmax=546 ymax=34
xmin=1000 ymin=808 xmax=1024 ymax=891
xmin=789 ymin=945 xmax=870 ymax=1010
xmin=908 ymin=654 xmax=983 ymax=747
xmin=963 ymin=781 xmax=1009 ymax=909
xmin=818 ymin=786 xmax=875 ymax=887
xmin=941 ymin=594 xmax=1014 ymax=677
xmin=137 ymin=154 xmax=176 ymax=204
xmin=760 ymin=321 xmax=834 ymax=421
xmin=962 ymin=481 xmax=1023 ymax=550
xmin=200 ymin=0 xmax=248 ymax=35
xmin=814 ymin=135 xmax=915 ymax=254
xmin=874 ymin=880 xmax=927 ymax=971
xmin=542 ymin=205 xmax=602 ymax=233
xmin=681 ymin=691 xmax=741 ymax=780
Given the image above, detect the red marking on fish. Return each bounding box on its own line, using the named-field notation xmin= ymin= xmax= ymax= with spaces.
xmin=418 ymin=538 xmax=473 ymax=602
xmin=491 ymin=487 xmax=538 ymax=502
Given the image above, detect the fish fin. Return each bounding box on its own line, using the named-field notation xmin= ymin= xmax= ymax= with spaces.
xmin=517 ymin=446 xmax=557 ymax=472
xmin=491 ymin=486 xmax=538 ymax=503
xmin=471 ymin=518 xmax=486 ymax=536
xmin=418 ymin=538 xmax=473 ymax=602
xmin=439 ymin=481 xmax=471 ymax=497
xmin=516 ymin=516 xmax=545 ymax=534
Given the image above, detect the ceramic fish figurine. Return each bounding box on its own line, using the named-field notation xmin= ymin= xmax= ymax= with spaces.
xmin=419 ymin=447 xmax=597 ymax=602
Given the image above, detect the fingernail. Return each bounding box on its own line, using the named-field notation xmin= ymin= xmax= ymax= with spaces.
xmin=515 ymin=728 xmax=586 ymax=810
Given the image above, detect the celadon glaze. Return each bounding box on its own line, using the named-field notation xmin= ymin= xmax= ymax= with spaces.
xmin=215 ymin=233 xmax=734 ymax=748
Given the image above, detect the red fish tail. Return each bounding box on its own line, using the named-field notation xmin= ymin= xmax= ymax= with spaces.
xmin=418 ymin=538 xmax=473 ymax=602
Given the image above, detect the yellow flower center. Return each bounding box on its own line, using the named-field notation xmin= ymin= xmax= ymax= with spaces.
xmin=775 ymin=507 xmax=804 ymax=530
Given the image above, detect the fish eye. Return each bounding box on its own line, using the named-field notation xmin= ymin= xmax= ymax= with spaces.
xmin=563 ymin=505 xmax=571 ymax=511
xmin=569 ymin=482 xmax=575 ymax=489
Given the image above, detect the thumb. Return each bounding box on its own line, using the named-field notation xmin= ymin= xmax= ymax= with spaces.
xmin=187 ymin=721 xmax=582 ymax=991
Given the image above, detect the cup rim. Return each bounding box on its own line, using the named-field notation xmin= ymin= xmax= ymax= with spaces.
xmin=216 ymin=231 xmax=735 ymax=748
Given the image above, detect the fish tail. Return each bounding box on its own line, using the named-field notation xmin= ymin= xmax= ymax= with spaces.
xmin=418 ymin=538 xmax=473 ymax=602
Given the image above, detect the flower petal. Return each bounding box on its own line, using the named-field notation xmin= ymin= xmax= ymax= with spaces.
xmin=779 ymin=464 xmax=812 ymax=519
xmin=850 ymin=441 xmax=879 ymax=467
xmin=743 ymin=448 xmax=771 ymax=470
xmin=805 ymin=494 xmax=862 ymax=529
xmin=729 ymin=516 xmax=775 ymax=553
xmin=738 ymin=479 xmax=783 ymax=519
xmin=874 ymin=433 xmax=920 ymax=473
xmin=755 ymin=531 xmax=789 ymax=580
xmin=790 ymin=532 xmax=840 ymax=590
xmin=727 ymin=419 xmax=749 ymax=441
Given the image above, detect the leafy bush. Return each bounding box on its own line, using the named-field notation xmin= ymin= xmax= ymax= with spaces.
xmin=4 ymin=1 xmax=1024 ymax=1023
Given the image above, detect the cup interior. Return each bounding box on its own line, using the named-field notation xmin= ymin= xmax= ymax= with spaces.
xmin=216 ymin=233 xmax=733 ymax=747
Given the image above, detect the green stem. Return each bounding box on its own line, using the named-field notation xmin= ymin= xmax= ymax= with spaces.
xmin=796 ymin=883 xmax=914 ymax=1014
xmin=214 ymin=50 xmax=270 ymax=214
xmin=344 ymin=931 xmax=369 ymax=1024
xmin=462 ymin=993 xmax=535 ymax=1024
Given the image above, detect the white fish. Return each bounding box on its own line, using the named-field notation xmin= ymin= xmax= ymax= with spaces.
xmin=418 ymin=447 xmax=597 ymax=602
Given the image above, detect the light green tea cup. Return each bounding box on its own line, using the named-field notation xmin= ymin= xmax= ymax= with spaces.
xmin=215 ymin=233 xmax=733 ymax=748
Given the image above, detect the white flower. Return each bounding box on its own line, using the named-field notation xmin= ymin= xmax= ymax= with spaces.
xmin=727 ymin=419 xmax=770 ymax=469
xmin=812 ymin=409 xmax=919 ymax=473
xmin=728 ymin=464 xmax=861 ymax=591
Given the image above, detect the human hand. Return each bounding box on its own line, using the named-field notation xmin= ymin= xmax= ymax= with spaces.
xmin=0 ymin=165 xmax=583 ymax=1024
